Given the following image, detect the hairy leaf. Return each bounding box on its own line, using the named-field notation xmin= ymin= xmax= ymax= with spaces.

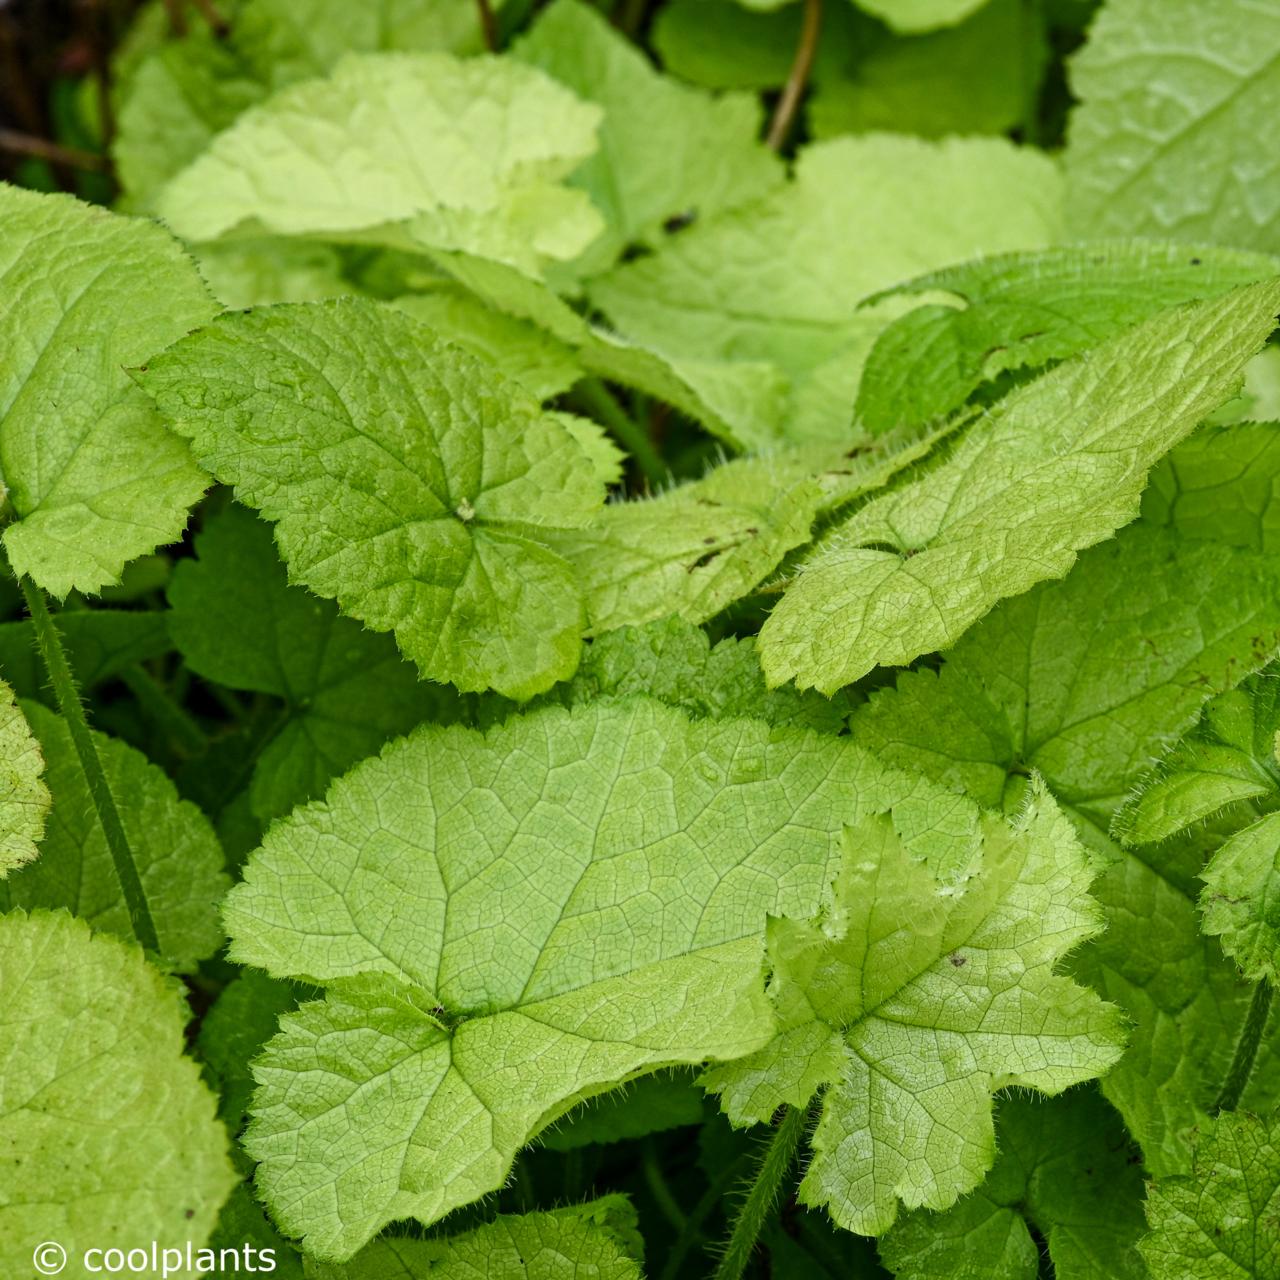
xmin=704 ymin=788 xmax=1125 ymax=1235
xmin=0 ymin=679 xmax=49 ymax=876
xmin=760 ymin=281 xmax=1280 ymax=694
xmin=310 ymin=1199 xmax=643 ymax=1279
xmin=1141 ymin=1110 xmax=1280 ymax=1279
xmin=0 ymin=187 xmax=215 ymax=596
xmin=0 ymin=910 xmax=235 ymax=1271
xmin=878 ymin=1091 xmax=1148 ymax=1280
xmin=857 ymin=241 xmax=1279 ymax=432
xmin=140 ymin=299 xmax=604 ymax=699
xmin=224 ymin=698 xmax=949 ymax=1256
xmin=158 ymin=52 xmax=604 ymax=272
xmin=0 ymin=702 xmax=229 ymax=969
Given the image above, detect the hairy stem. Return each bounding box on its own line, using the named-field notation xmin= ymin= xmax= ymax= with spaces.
xmin=21 ymin=579 xmax=160 ymax=955
xmin=1213 ymin=979 xmax=1273 ymax=1115
xmin=712 ymin=1106 xmax=807 ymax=1280
xmin=767 ymin=0 xmax=822 ymax=151
xmin=570 ymin=378 xmax=668 ymax=489
xmin=476 ymin=0 xmax=498 ymax=50
xmin=643 ymin=1137 xmax=688 ymax=1231
xmin=658 ymin=1153 xmax=748 ymax=1280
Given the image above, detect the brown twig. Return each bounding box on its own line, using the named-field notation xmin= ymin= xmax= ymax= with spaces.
xmin=475 ymin=0 xmax=498 ymax=50
xmin=162 ymin=0 xmax=189 ymax=36
xmin=190 ymin=0 xmax=229 ymax=36
xmin=0 ymin=127 xmax=108 ymax=172
xmin=766 ymin=0 xmax=822 ymax=152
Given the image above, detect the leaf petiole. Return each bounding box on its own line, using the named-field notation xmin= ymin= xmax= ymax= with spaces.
xmin=1213 ymin=979 xmax=1273 ymax=1115
xmin=20 ymin=577 xmax=160 ymax=955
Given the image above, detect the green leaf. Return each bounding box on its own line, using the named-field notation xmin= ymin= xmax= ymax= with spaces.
xmin=853 ymin=0 xmax=992 ymax=34
xmin=547 ymin=455 xmax=824 ymax=633
xmin=210 ymin=1185 xmax=305 ymax=1280
xmin=1200 ymin=810 xmax=1280 ymax=983
xmin=850 ymin=526 xmax=1280 ymax=825
xmin=139 ymin=298 xmax=605 ymax=700
xmin=0 ymin=187 xmax=215 ymax=596
xmin=1112 ymin=672 xmax=1280 ymax=849
xmin=168 ymin=504 xmax=464 ymax=821
xmin=194 ymin=238 xmax=351 ymax=310
xmin=197 ymin=968 xmax=302 ymax=1135
xmin=847 ymin=519 xmax=1280 ymax=1176
xmin=392 ymin=288 xmax=582 ymax=401
xmin=513 ymin=0 xmax=782 ymax=275
xmin=811 ymin=0 xmax=1048 ymax=142
xmin=0 ymin=609 xmax=171 ymax=703
xmin=0 ymin=678 xmax=49 ymax=876
xmin=0 ymin=909 xmax=236 ymax=1270
xmin=652 ymin=0 xmax=802 ymax=90
xmin=157 ymin=52 xmax=604 ymax=273
xmin=0 ymin=702 xmax=229 ymax=969
xmin=760 ymin=280 xmax=1280 ymax=694
xmin=224 ymin=698 xmax=937 ymax=1257
xmin=426 ymin=246 xmax=792 ymax=451
xmin=555 ymin=616 xmax=852 ymax=734
xmin=1140 ymin=1109 xmax=1280 ymax=1279
xmin=1066 ymin=0 xmax=1280 ymax=252
xmin=703 ymin=787 xmax=1125 ymax=1235
xmin=540 ymin=1071 xmax=705 ymax=1150
xmin=879 ymin=1090 xmax=1148 ymax=1280
xmin=1144 ymin=421 xmax=1280 ymax=552
xmin=114 ymin=0 xmax=485 ymax=210
xmin=856 ymin=241 xmax=1280 ymax=433
xmin=590 ymin=134 xmax=1063 ymax=381
xmin=308 ymin=1199 xmax=644 ymax=1279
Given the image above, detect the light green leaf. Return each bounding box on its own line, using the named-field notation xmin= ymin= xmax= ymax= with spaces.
xmin=1066 ymin=0 xmax=1280 ymax=252
xmin=139 ymin=298 xmax=604 ymax=700
xmin=704 ymin=787 xmax=1125 ymax=1235
xmin=1200 ymin=810 xmax=1280 ymax=983
xmin=812 ymin=0 xmax=1048 ymax=142
xmin=427 ymin=247 xmax=791 ymax=451
xmin=1141 ymin=1110 xmax=1280 ymax=1279
xmin=590 ymin=134 xmax=1063 ymax=381
xmin=1113 ymin=673 xmax=1280 ymax=848
xmin=547 ymin=455 xmax=824 ymax=633
xmin=514 ymin=0 xmax=781 ymax=275
xmin=194 ymin=238 xmax=350 ymax=309
xmin=853 ymin=0 xmax=992 ymax=34
xmin=878 ymin=1091 xmax=1148 ymax=1280
xmin=856 ymin=241 xmax=1279 ymax=433
xmin=392 ymin=288 xmax=582 ymax=401
xmin=0 ymin=187 xmax=215 ymax=597
xmin=0 ymin=679 xmax=48 ymax=876
xmin=168 ymin=505 xmax=463 ymax=821
xmin=0 ymin=909 xmax=236 ymax=1271
xmin=225 ymin=698 xmax=938 ymax=1257
xmin=760 ymin=281 xmax=1280 ymax=694
xmin=1144 ymin=421 xmax=1280 ymax=552
xmin=309 ymin=1199 xmax=643 ymax=1279
xmin=847 ymin=519 xmax=1280 ymax=1175
xmin=554 ymin=616 xmax=852 ymax=734
xmin=157 ymin=52 xmax=604 ymax=273
xmin=850 ymin=526 xmax=1280 ymax=824
xmin=114 ymin=0 xmax=485 ymax=210
xmin=0 ymin=702 xmax=229 ymax=969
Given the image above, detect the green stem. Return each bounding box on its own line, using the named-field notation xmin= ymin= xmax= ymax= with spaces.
xmin=643 ymin=1138 xmax=687 ymax=1232
xmin=712 ymin=1106 xmax=807 ymax=1280
xmin=120 ymin=664 xmax=207 ymax=758
xmin=658 ymin=1154 xmax=748 ymax=1280
xmin=1213 ymin=979 xmax=1273 ymax=1115
xmin=570 ymin=377 xmax=668 ymax=489
xmin=21 ymin=578 xmax=160 ymax=955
